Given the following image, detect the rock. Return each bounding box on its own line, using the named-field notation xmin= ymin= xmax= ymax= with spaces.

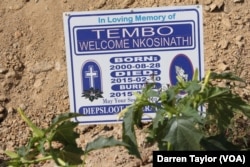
xmin=0 ymin=95 xmax=7 ymax=102
xmin=0 ymin=106 xmax=6 ymax=113
xmin=121 ymin=0 xmax=135 ymax=8
xmin=14 ymin=30 xmax=22 ymax=39
xmin=54 ymin=62 xmax=61 ymax=71
xmin=219 ymin=39 xmax=229 ymax=49
xmin=33 ymin=78 xmax=44 ymax=88
xmin=19 ymin=103 xmax=28 ymax=111
xmin=8 ymin=4 xmax=24 ymax=10
xmin=235 ymin=35 xmax=243 ymax=41
xmin=12 ymin=42 xmax=19 ymax=49
xmin=93 ymin=0 xmax=106 ymax=8
xmin=236 ymin=41 xmax=244 ymax=48
xmin=217 ymin=81 xmax=227 ymax=88
xmin=215 ymin=0 xmax=224 ymax=9
xmin=221 ymin=17 xmax=232 ymax=30
xmin=0 ymin=68 xmax=8 ymax=74
xmin=29 ymin=62 xmax=54 ymax=74
xmin=234 ymin=14 xmax=241 ymax=20
xmin=234 ymin=81 xmax=247 ymax=88
xmin=233 ymin=0 xmax=243 ymax=2
xmin=204 ymin=5 xmax=210 ymax=12
xmin=7 ymin=107 xmax=15 ymax=114
xmin=5 ymin=70 xmax=17 ymax=79
xmin=209 ymin=3 xmax=217 ymax=12
xmin=204 ymin=0 xmax=212 ymax=5
xmin=239 ymin=82 xmax=247 ymax=88
xmin=209 ymin=0 xmax=224 ymax=12
xmin=218 ymin=62 xmax=230 ymax=72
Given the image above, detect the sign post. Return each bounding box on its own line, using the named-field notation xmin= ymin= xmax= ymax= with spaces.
xmin=63 ymin=5 xmax=204 ymax=124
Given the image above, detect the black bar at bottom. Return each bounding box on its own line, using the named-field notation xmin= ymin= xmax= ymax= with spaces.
xmin=153 ymin=151 xmax=250 ymax=167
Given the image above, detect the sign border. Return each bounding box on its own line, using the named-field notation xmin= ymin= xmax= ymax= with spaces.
xmin=64 ymin=6 xmax=204 ymax=124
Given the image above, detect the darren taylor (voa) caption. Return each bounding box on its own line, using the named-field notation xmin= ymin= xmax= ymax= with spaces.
xmin=155 ymin=154 xmax=246 ymax=165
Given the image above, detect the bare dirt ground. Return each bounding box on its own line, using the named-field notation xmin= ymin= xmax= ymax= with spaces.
xmin=0 ymin=0 xmax=250 ymax=167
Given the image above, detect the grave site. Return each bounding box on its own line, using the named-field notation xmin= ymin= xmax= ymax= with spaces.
xmin=0 ymin=0 xmax=250 ymax=166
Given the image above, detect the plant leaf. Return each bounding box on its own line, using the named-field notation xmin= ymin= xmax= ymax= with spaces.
xmin=200 ymin=134 xmax=241 ymax=150
xmin=180 ymin=105 xmax=203 ymax=123
xmin=53 ymin=145 xmax=84 ymax=165
xmin=210 ymin=72 xmax=244 ymax=82
xmin=204 ymin=87 xmax=250 ymax=130
xmin=146 ymin=109 xmax=169 ymax=150
xmin=5 ymin=151 xmax=19 ymax=159
xmin=51 ymin=121 xmax=79 ymax=145
xmin=185 ymin=81 xmax=201 ymax=95
xmin=17 ymin=108 xmax=44 ymax=138
xmin=122 ymin=107 xmax=141 ymax=159
xmin=85 ymin=136 xmax=129 ymax=153
xmin=192 ymin=68 xmax=199 ymax=81
xmin=49 ymin=112 xmax=82 ymax=131
xmin=163 ymin=117 xmax=203 ymax=150
xmin=50 ymin=121 xmax=83 ymax=166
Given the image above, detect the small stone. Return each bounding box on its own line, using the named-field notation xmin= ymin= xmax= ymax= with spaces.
xmin=233 ymin=0 xmax=243 ymax=2
xmin=204 ymin=0 xmax=212 ymax=5
xmin=12 ymin=42 xmax=19 ymax=49
xmin=8 ymin=107 xmax=15 ymax=114
xmin=219 ymin=39 xmax=229 ymax=49
xmin=33 ymin=78 xmax=44 ymax=88
xmin=217 ymin=81 xmax=226 ymax=87
xmin=62 ymin=94 xmax=68 ymax=99
xmin=55 ymin=62 xmax=61 ymax=71
xmin=235 ymin=35 xmax=243 ymax=41
xmin=0 ymin=106 xmax=5 ymax=113
xmin=204 ymin=5 xmax=210 ymax=12
xmin=234 ymin=81 xmax=247 ymax=88
xmin=236 ymin=41 xmax=244 ymax=48
xmin=239 ymin=82 xmax=247 ymax=88
xmin=234 ymin=15 xmax=241 ymax=20
xmin=218 ymin=62 xmax=230 ymax=72
xmin=5 ymin=70 xmax=17 ymax=79
xmin=223 ymin=5 xmax=230 ymax=13
xmin=0 ymin=68 xmax=8 ymax=74
xmin=221 ymin=17 xmax=232 ymax=30
xmin=14 ymin=31 xmax=22 ymax=39
xmin=19 ymin=103 xmax=28 ymax=111
xmin=243 ymin=116 xmax=248 ymax=120
xmin=30 ymin=62 xmax=54 ymax=74
xmin=215 ymin=0 xmax=224 ymax=9
xmin=209 ymin=3 xmax=217 ymax=12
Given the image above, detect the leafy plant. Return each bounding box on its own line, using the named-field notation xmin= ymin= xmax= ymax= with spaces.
xmin=5 ymin=109 xmax=128 ymax=167
xmin=5 ymin=70 xmax=250 ymax=166
xmin=118 ymin=70 xmax=250 ymax=154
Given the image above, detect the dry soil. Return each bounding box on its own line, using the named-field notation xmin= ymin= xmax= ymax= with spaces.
xmin=0 ymin=0 xmax=250 ymax=167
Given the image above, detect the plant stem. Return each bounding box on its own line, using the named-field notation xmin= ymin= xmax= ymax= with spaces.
xmin=167 ymin=142 xmax=172 ymax=151
xmin=21 ymin=155 xmax=53 ymax=164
